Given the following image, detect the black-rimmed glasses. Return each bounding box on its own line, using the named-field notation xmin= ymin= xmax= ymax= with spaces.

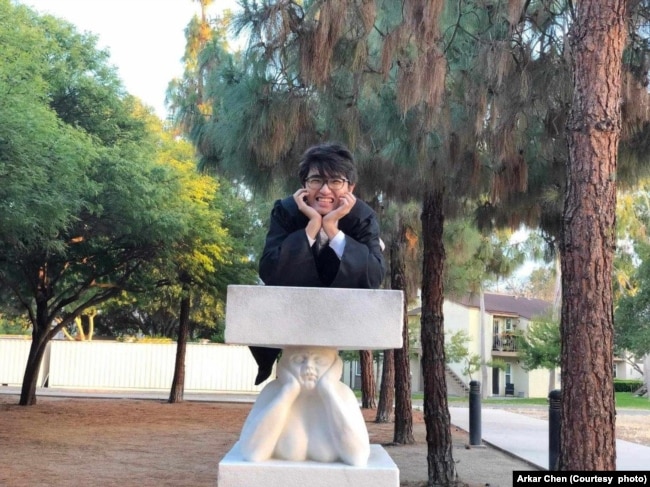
xmin=304 ymin=176 xmax=350 ymax=190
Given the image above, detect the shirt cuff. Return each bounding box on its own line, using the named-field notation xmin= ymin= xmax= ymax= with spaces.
xmin=306 ymin=230 xmax=316 ymax=248
xmin=329 ymin=231 xmax=346 ymax=258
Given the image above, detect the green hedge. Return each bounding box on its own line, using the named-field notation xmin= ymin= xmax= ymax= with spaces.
xmin=614 ymin=379 xmax=644 ymax=393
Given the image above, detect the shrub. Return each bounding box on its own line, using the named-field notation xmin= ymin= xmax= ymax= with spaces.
xmin=613 ymin=379 xmax=644 ymax=393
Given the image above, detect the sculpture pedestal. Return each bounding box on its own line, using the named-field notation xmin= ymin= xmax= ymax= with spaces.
xmin=221 ymin=285 xmax=404 ymax=485
xmin=218 ymin=443 xmax=399 ymax=487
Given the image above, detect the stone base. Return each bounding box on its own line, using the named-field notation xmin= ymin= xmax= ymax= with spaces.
xmin=217 ymin=443 xmax=399 ymax=487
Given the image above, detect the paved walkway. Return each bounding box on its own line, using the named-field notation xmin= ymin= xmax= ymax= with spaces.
xmin=449 ymin=406 xmax=650 ymax=470
xmin=3 ymin=387 xmax=649 ymax=471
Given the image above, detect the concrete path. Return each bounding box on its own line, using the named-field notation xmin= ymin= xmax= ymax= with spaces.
xmin=449 ymin=406 xmax=650 ymax=470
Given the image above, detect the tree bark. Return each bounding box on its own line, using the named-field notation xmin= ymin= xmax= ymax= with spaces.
xmin=360 ymin=350 xmax=376 ymax=408
xmin=20 ymin=295 xmax=52 ymax=406
xmin=376 ymin=349 xmax=395 ymax=422
xmin=421 ymin=188 xmax=456 ymax=485
xmin=392 ymin=219 xmax=415 ymax=444
xmin=20 ymin=329 xmax=49 ymax=406
xmin=560 ymin=0 xmax=626 ymax=470
xmin=169 ymin=289 xmax=191 ymax=404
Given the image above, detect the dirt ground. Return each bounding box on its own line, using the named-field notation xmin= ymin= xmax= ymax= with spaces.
xmin=0 ymin=395 xmax=647 ymax=487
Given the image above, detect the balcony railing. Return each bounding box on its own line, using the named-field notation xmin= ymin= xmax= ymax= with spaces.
xmin=492 ymin=332 xmax=519 ymax=352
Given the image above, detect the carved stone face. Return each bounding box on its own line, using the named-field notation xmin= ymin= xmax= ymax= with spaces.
xmin=284 ymin=347 xmax=337 ymax=390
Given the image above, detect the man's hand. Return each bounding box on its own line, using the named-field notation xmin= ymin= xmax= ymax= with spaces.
xmin=293 ymin=188 xmax=322 ymax=240
xmin=322 ymin=192 xmax=356 ymax=239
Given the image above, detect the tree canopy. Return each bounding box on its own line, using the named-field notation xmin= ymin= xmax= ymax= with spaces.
xmin=0 ymin=0 xmax=259 ymax=404
xmin=615 ymin=244 xmax=650 ymax=359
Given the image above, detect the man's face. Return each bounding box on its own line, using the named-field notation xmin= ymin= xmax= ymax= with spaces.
xmin=303 ymin=168 xmax=355 ymax=216
xmin=285 ymin=348 xmax=337 ymax=390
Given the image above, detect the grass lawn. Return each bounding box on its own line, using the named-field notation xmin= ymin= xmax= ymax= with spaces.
xmin=354 ymin=391 xmax=649 ymax=410
xmin=443 ymin=392 xmax=650 ymax=410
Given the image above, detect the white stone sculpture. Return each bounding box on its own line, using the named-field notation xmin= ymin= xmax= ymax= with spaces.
xmin=239 ymin=346 xmax=370 ymax=466
xmin=219 ymin=286 xmax=403 ymax=487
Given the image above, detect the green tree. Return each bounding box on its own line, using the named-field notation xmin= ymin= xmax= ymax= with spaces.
xmin=443 ymin=0 xmax=646 ymax=470
xmin=614 ymin=180 xmax=650 ymax=381
xmin=445 ymin=330 xmax=481 ymax=380
xmin=615 ymin=245 xmax=650 ymax=365
xmin=179 ymin=2 xmax=482 ymax=482
xmin=445 ymin=330 xmax=505 ymax=381
xmin=153 ymin=128 xmax=231 ymax=404
xmin=518 ymin=312 xmax=561 ymax=392
xmin=158 ymin=126 xmax=260 ymax=403
xmin=173 ymin=0 xmax=650 ymax=480
xmin=0 ymin=2 xmax=196 ymax=406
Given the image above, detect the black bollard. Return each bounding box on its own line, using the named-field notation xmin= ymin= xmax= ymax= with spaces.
xmin=469 ymin=380 xmax=482 ymax=446
xmin=548 ymin=389 xmax=561 ymax=471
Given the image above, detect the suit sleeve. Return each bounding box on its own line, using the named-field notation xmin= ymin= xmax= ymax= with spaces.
xmin=331 ymin=212 xmax=385 ymax=289
xmin=259 ymin=198 xmax=385 ymax=289
xmin=259 ymin=200 xmax=321 ymax=286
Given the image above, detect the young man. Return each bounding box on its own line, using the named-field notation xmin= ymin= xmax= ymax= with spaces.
xmin=252 ymin=142 xmax=385 ymax=384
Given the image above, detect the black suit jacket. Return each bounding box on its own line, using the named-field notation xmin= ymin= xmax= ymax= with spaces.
xmin=259 ymin=196 xmax=385 ymax=288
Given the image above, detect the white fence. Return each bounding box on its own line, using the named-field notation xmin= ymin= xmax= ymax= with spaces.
xmin=0 ymin=337 xmax=266 ymax=393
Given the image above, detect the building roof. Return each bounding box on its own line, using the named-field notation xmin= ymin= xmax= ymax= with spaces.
xmin=409 ymin=292 xmax=553 ymax=320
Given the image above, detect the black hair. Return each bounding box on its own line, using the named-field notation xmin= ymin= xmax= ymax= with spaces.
xmin=298 ymin=142 xmax=358 ymax=185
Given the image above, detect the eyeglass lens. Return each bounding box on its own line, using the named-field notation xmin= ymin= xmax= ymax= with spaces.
xmin=306 ymin=177 xmax=346 ymax=190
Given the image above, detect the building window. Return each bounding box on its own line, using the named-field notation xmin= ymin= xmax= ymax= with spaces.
xmin=505 ymin=363 xmax=512 ymax=385
xmin=505 ymin=318 xmax=513 ymax=332
xmin=493 ymin=318 xmax=501 ymax=334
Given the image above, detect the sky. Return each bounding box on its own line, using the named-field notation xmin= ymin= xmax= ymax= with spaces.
xmin=22 ymin=0 xmax=241 ymax=119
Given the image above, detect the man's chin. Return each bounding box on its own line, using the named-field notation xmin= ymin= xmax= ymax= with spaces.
xmin=315 ymin=206 xmax=334 ymax=215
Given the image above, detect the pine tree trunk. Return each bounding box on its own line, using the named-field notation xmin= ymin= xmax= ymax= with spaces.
xmin=169 ymin=291 xmax=191 ymax=404
xmin=360 ymin=350 xmax=376 ymax=409
xmin=392 ymin=220 xmax=414 ymax=444
xmin=375 ymin=349 xmax=395 ymax=422
xmin=421 ymin=188 xmax=456 ymax=485
xmin=560 ymin=0 xmax=626 ymax=471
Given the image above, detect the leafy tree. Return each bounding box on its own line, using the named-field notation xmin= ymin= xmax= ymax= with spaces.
xmin=149 ymin=126 xmax=232 ymax=404
xmin=173 ymin=0 xmax=650 ymax=479
xmin=0 ymin=316 xmax=30 ymax=335
xmin=445 ymin=330 xmax=479 ymax=380
xmin=615 ymin=245 xmax=650 ymax=366
xmin=446 ymin=0 xmax=646 ymax=470
xmin=511 ymin=266 xmax=557 ymax=302
xmin=158 ymin=126 xmax=261 ymax=403
xmin=518 ymin=312 xmax=561 ymax=391
xmin=60 ymin=309 xmax=98 ymax=341
xmin=0 ymin=2 xmax=200 ymax=405
xmin=446 ymin=330 xmax=506 ymax=382
xmin=614 ymin=180 xmax=650 ymax=380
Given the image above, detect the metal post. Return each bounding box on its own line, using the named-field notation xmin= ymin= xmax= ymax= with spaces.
xmin=548 ymin=389 xmax=561 ymax=471
xmin=469 ymin=380 xmax=482 ymax=446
